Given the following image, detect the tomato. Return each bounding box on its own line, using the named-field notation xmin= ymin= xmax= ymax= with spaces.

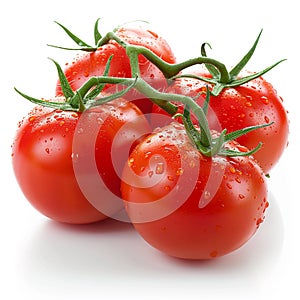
xmin=55 ymin=26 xmax=176 ymax=114
xmin=12 ymin=98 xmax=150 ymax=224
xmin=121 ymin=122 xmax=268 ymax=259
xmin=152 ymin=66 xmax=289 ymax=173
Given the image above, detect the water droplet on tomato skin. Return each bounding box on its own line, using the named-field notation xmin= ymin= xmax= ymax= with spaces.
xmin=256 ymin=217 xmax=264 ymax=227
xmin=234 ymin=177 xmax=241 ymax=184
xmin=176 ymin=168 xmax=184 ymax=176
xmin=261 ymin=96 xmax=269 ymax=105
xmin=226 ymin=183 xmax=232 ymax=190
xmin=209 ymin=250 xmax=218 ymax=258
xmin=264 ymin=116 xmax=270 ymax=123
xmin=128 ymin=157 xmax=135 ymax=167
xmin=204 ymin=190 xmax=211 ymax=199
xmin=144 ymin=151 xmax=152 ymax=159
xmin=77 ymin=128 xmax=84 ymax=134
xmin=229 ymin=166 xmax=236 ymax=174
xmin=28 ymin=116 xmax=36 ymax=123
xmin=145 ymin=170 xmax=153 ymax=178
xmin=167 ymin=175 xmax=174 ymax=182
xmin=155 ymin=162 xmax=165 ymax=174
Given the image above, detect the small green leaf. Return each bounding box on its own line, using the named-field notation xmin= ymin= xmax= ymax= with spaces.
xmin=201 ymin=42 xmax=220 ymax=79
xmin=218 ymin=142 xmax=262 ymax=157
xmin=226 ymin=59 xmax=286 ymax=88
xmin=224 ymin=122 xmax=273 ymax=142
xmin=86 ymin=77 xmax=138 ymax=108
xmin=14 ymin=87 xmax=75 ymax=111
xmin=54 ymin=21 xmax=92 ymax=48
xmin=48 ymin=58 xmax=74 ymax=99
xmin=85 ymin=55 xmax=114 ymax=100
xmin=94 ymin=18 xmax=102 ymax=45
xmin=229 ymin=29 xmax=263 ymax=79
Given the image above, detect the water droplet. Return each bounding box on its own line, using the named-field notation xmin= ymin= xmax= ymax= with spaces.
xmin=28 ymin=116 xmax=36 ymax=122
xmin=261 ymin=96 xmax=269 ymax=105
xmin=128 ymin=157 xmax=135 ymax=167
xmin=204 ymin=190 xmax=211 ymax=199
xmin=148 ymin=170 xmax=154 ymax=178
xmin=164 ymin=185 xmax=171 ymax=191
xmin=256 ymin=217 xmax=264 ymax=226
xmin=97 ymin=117 xmax=104 ymax=124
xmin=155 ymin=162 xmax=164 ymax=174
xmin=176 ymin=168 xmax=183 ymax=175
xmin=229 ymin=166 xmax=236 ymax=174
xmin=167 ymin=175 xmax=174 ymax=181
xmin=235 ymin=177 xmax=241 ymax=184
xmin=236 ymin=145 xmax=248 ymax=152
xmin=210 ymin=250 xmax=218 ymax=258
xmin=71 ymin=153 xmax=79 ymax=163
xmin=77 ymin=128 xmax=84 ymax=134
xmin=189 ymin=160 xmax=196 ymax=168
xmin=144 ymin=151 xmax=152 ymax=159
xmin=226 ymin=183 xmax=232 ymax=189
xmin=245 ymin=101 xmax=252 ymax=107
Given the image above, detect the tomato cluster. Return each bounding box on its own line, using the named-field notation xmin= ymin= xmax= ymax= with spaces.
xmin=12 ymin=20 xmax=289 ymax=260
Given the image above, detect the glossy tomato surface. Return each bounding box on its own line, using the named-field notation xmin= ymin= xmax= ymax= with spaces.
xmin=121 ymin=122 xmax=269 ymax=259
xmin=56 ymin=26 xmax=176 ymax=114
xmin=12 ymin=98 xmax=150 ymax=224
xmin=152 ymin=67 xmax=289 ymax=173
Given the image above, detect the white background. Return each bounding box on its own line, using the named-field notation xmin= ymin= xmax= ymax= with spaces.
xmin=1 ymin=0 xmax=298 ymax=299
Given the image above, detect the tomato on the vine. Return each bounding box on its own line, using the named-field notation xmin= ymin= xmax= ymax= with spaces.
xmin=12 ymin=98 xmax=150 ymax=224
xmin=152 ymin=66 xmax=289 ymax=173
xmin=55 ymin=23 xmax=176 ymax=114
xmin=121 ymin=122 xmax=269 ymax=259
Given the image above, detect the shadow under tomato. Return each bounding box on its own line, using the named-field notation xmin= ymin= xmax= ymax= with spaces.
xmin=17 ymin=191 xmax=283 ymax=299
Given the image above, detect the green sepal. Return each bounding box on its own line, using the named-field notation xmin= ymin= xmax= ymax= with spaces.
xmin=14 ymin=87 xmax=77 ymax=111
xmin=84 ymin=55 xmax=114 ymax=100
xmin=224 ymin=122 xmax=274 ymax=142
xmin=48 ymin=58 xmax=74 ymax=99
xmin=229 ymin=29 xmax=263 ymax=79
xmin=94 ymin=18 xmax=102 ymax=45
xmin=48 ymin=21 xmax=98 ymax=51
xmin=218 ymin=142 xmax=262 ymax=157
xmin=85 ymin=76 xmax=138 ymax=109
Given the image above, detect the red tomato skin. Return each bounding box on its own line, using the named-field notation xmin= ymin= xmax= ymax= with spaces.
xmin=152 ymin=68 xmax=289 ymax=173
xmin=56 ymin=27 xmax=176 ymax=114
xmin=121 ymin=123 xmax=268 ymax=259
xmin=12 ymin=99 xmax=150 ymax=224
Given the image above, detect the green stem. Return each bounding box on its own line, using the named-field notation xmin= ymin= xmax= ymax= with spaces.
xmin=98 ymin=31 xmax=231 ymax=82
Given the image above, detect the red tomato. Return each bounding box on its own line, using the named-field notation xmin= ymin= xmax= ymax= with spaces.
xmin=152 ymin=66 xmax=289 ymax=173
xmin=121 ymin=122 xmax=269 ymax=259
xmin=12 ymin=98 xmax=150 ymax=224
xmin=56 ymin=26 xmax=176 ymax=114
